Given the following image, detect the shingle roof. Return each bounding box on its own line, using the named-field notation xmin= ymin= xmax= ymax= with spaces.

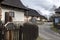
xmin=25 ymin=9 xmax=40 ymax=17
xmin=55 ymin=7 xmax=60 ymax=13
xmin=25 ymin=9 xmax=47 ymax=19
xmin=1 ymin=0 xmax=28 ymax=10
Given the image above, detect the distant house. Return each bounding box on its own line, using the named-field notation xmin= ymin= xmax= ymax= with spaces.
xmin=25 ymin=9 xmax=40 ymax=17
xmin=24 ymin=9 xmax=47 ymax=22
xmin=49 ymin=7 xmax=60 ymax=22
xmin=0 ymin=0 xmax=28 ymax=23
xmin=52 ymin=7 xmax=60 ymax=28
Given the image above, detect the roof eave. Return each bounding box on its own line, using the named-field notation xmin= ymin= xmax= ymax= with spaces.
xmin=1 ymin=4 xmax=29 ymax=11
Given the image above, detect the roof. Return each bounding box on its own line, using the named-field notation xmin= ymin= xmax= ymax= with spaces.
xmin=25 ymin=9 xmax=41 ymax=17
xmin=24 ymin=9 xmax=47 ymax=19
xmin=55 ymin=7 xmax=60 ymax=13
xmin=1 ymin=0 xmax=28 ymax=10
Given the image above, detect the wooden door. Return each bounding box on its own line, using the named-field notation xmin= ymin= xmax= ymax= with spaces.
xmin=5 ymin=12 xmax=9 ymax=23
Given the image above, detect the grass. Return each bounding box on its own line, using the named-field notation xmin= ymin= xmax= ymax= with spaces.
xmin=36 ymin=36 xmax=43 ymax=40
xmin=51 ymin=27 xmax=59 ymax=32
xmin=50 ymin=24 xmax=59 ymax=33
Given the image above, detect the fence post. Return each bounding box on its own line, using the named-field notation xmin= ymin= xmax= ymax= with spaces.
xmin=19 ymin=25 xmax=23 ymax=40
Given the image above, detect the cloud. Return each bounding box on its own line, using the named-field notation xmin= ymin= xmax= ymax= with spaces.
xmin=20 ymin=0 xmax=60 ymax=18
xmin=21 ymin=0 xmax=53 ymax=10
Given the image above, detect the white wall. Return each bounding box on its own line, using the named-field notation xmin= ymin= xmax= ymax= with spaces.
xmin=1 ymin=8 xmax=24 ymax=23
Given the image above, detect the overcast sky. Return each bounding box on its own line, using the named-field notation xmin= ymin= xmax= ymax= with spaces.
xmin=20 ymin=0 xmax=60 ymax=18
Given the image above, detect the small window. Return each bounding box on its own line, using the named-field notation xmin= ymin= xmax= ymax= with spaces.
xmin=9 ymin=11 xmax=15 ymax=17
xmin=55 ymin=18 xmax=60 ymax=24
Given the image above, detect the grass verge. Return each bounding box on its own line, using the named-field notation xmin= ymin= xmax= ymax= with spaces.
xmin=50 ymin=24 xmax=59 ymax=33
xmin=51 ymin=27 xmax=59 ymax=32
xmin=36 ymin=36 xmax=43 ymax=40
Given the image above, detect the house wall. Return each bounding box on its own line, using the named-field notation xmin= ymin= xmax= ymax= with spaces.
xmin=24 ymin=16 xmax=32 ymax=22
xmin=1 ymin=8 xmax=25 ymax=23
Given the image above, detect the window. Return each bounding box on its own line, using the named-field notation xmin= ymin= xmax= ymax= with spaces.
xmin=9 ymin=11 xmax=15 ymax=17
xmin=55 ymin=18 xmax=60 ymax=24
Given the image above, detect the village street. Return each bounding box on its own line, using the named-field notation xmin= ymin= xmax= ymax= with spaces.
xmin=38 ymin=22 xmax=60 ymax=40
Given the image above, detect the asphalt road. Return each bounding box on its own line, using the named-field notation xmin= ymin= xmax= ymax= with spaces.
xmin=38 ymin=22 xmax=60 ymax=40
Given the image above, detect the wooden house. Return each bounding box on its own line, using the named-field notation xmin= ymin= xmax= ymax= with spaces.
xmin=24 ymin=9 xmax=47 ymax=22
xmin=0 ymin=0 xmax=28 ymax=23
xmin=52 ymin=7 xmax=60 ymax=29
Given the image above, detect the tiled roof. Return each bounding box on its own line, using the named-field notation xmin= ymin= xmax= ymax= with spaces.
xmin=1 ymin=0 xmax=28 ymax=10
xmin=55 ymin=7 xmax=60 ymax=13
xmin=25 ymin=9 xmax=40 ymax=17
